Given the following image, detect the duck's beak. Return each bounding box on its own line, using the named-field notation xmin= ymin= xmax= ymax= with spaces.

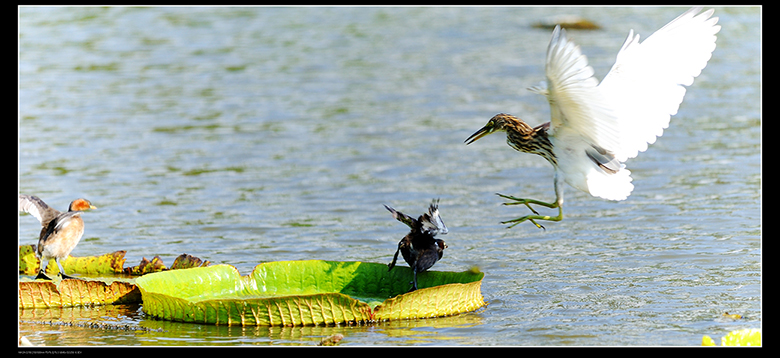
xmin=465 ymin=124 xmax=493 ymax=145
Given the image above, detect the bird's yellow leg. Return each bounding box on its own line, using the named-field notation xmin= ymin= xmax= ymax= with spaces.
xmin=496 ymin=193 xmax=563 ymax=229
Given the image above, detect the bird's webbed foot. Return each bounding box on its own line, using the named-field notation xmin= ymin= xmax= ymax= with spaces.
xmin=59 ymin=273 xmax=83 ymax=280
xmin=496 ymin=193 xmax=563 ymax=229
xmin=35 ymin=271 xmax=53 ymax=280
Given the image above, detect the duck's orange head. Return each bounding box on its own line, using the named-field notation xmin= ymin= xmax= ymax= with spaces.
xmin=69 ymin=198 xmax=97 ymax=212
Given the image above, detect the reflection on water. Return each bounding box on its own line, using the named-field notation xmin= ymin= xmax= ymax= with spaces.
xmin=20 ymin=304 xmax=487 ymax=346
xmin=19 ymin=6 xmax=760 ymax=346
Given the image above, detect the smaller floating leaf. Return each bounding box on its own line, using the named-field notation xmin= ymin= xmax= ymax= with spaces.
xmin=122 ymin=253 xmax=209 ymax=275
xmin=532 ymin=15 xmax=601 ymax=30
xmin=123 ymin=256 xmax=167 ymax=275
xmin=18 ymin=245 xmax=127 ymax=276
xmin=18 ymin=278 xmax=141 ymax=309
xmin=61 ymin=251 xmax=127 ymax=275
xmin=722 ymin=312 xmax=743 ymax=320
xmin=702 ymin=328 xmax=761 ymax=346
xmin=170 ymin=253 xmax=210 ymax=270
xmin=720 ymin=328 xmax=761 ymax=346
xmin=18 ymin=245 xmax=39 ymax=276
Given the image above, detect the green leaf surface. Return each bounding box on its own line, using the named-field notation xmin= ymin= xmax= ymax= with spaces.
xmin=135 ymin=260 xmax=486 ymax=326
xmin=19 ymin=246 xmax=208 ymax=276
xmin=18 ymin=245 xmax=126 ymax=275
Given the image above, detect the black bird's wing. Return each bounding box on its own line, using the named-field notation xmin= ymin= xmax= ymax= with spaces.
xmin=384 ymin=205 xmax=417 ymax=229
xmin=420 ymin=199 xmax=448 ymax=236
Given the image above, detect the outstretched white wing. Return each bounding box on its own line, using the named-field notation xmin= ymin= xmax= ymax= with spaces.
xmin=599 ymin=7 xmax=720 ymax=161
xmin=538 ymin=24 xmax=620 ymax=156
xmin=541 ymin=7 xmax=720 ymax=163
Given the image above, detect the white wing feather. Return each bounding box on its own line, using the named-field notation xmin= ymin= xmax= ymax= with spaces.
xmin=599 ymin=7 xmax=720 ymax=161
xmin=542 ymin=7 xmax=720 ymax=163
xmin=541 ymin=26 xmax=620 ymax=151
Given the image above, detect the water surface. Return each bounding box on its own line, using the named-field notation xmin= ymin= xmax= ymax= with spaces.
xmin=18 ymin=6 xmax=761 ymax=346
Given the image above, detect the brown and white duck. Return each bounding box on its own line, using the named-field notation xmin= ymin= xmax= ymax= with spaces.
xmin=19 ymin=194 xmax=96 ymax=280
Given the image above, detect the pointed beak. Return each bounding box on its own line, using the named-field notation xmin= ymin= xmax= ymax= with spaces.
xmin=465 ymin=125 xmax=492 ymax=145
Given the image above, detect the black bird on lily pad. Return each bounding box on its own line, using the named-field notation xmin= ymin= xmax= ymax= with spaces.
xmin=385 ymin=199 xmax=448 ymax=292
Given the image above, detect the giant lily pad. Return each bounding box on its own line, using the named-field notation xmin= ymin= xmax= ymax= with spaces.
xmin=136 ymin=260 xmax=486 ymax=326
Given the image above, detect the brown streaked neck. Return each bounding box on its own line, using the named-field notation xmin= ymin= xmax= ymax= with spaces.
xmin=502 ymin=116 xmax=556 ymax=166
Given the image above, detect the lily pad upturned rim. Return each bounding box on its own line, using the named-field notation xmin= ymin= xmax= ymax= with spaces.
xmin=135 ymin=260 xmax=486 ymax=326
